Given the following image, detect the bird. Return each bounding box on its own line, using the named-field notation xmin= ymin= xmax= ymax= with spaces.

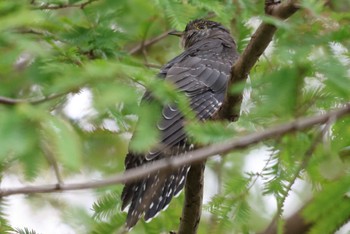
xmin=121 ymin=19 xmax=239 ymax=229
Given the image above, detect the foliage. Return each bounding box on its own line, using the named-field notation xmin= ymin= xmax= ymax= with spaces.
xmin=0 ymin=0 xmax=350 ymax=234
xmin=13 ymin=228 xmax=39 ymax=234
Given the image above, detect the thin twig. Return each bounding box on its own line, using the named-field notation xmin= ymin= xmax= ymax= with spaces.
xmin=144 ymin=62 xmax=162 ymax=69
xmin=140 ymin=22 xmax=153 ymax=63
xmin=0 ymin=103 xmax=349 ymax=197
xmin=249 ymin=146 xmax=278 ymax=191
xmin=14 ymin=28 xmax=63 ymax=41
xmin=14 ymin=28 xmax=44 ymax=36
xmin=127 ymin=12 xmax=218 ymax=56
xmin=33 ymin=0 xmax=98 ymax=10
xmin=128 ymin=30 xmax=174 ymax=55
xmin=41 ymin=140 xmax=63 ymax=186
xmin=0 ymin=91 xmax=69 ymax=106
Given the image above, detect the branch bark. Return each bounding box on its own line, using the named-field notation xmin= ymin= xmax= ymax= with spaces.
xmin=1 ymin=103 xmax=349 ymax=197
xmin=178 ymin=162 xmax=205 ymax=234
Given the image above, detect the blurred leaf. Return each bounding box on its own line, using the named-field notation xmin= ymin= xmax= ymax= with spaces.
xmin=0 ymin=109 xmax=38 ymax=161
xmin=260 ymin=15 xmax=291 ymax=29
xmin=42 ymin=117 xmax=83 ymax=170
xmin=304 ymin=176 xmax=350 ymax=234
xmin=256 ymin=66 xmax=304 ymax=118
xmin=154 ymin=0 xmax=197 ymax=29
xmin=0 ymin=198 xmax=13 ymax=233
xmin=92 ymin=191 xmax=120 ymax=221
xmin=14 ymin=228 xmax=39 ymax=234
xmin=316 ymin=56 xmax=350 ymax=99
xmin=186 ymin=121 xmax=235 ymax=145
xmin=1 ymin=1 xmax=350 ymax=233
xmin=129 ymin=102 xmax=161 ymax=153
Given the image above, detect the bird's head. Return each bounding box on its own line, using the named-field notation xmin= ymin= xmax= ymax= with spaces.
xmin=169 ymin=19 xmax=231 ymax=49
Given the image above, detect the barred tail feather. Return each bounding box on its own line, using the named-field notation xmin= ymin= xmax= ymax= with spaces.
xmin=121 ymin=165 xmax=190 ymax=229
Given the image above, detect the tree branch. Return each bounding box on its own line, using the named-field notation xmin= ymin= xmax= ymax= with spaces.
xmin=33 ymin=0 xmax=98 ymax=10
xmin=0 ymin=103 xmax=349 ymax=197
xmin=41 ymin=141 xmax=63 ymax=186
xmin=218 ymin=0 xmax=300 ymax=120
xmin=178 ymin=162 xmax=205 ymax=234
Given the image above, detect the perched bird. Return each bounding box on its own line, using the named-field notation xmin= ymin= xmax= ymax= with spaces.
xmin=121 ymin=19 xmax=239 ymax=229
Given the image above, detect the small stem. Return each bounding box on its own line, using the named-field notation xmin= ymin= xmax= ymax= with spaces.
xmin=33 ymin=0 xmax=98 ymax=10
xmin=129 ymin=30 xmax=174 ymax=55
xmin=0 ymin=91 xmax=70 ymax=106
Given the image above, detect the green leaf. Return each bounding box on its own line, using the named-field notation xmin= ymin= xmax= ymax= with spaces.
xmin=304 ymin=176 xmax=350 ymax=234
xmin=129 ymin=102 xmax=161 ymax=153
xmin=0 ymin=109 xmax=38 ymax=161
xmin=42 ymin=117 xmax=83 ymax=170
xmin=0 ymin=198 xmax=13 ymax=233
xmin=257 ymin=66 xmax=304 ymax=117
xmin=186 ymin=121 xmax=235 ymax=145
xmin=91 ymin=213 xmax=126 ymax=234
xmin=14 ymin=228 xmax=39 ymax=234
xmin=92 ymin=191 xmax=120 ymax=221
xmin=154 ymin=0 xmax=197 ymax=30
xmin=69 ymin=0 xmax=83 ymax=4
xmin=316 ymin=56 xmax=350 ymax=99
xmin=260 ymin=15 xmax=291 ymax=29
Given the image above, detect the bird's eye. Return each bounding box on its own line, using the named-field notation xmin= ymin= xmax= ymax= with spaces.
xmin=195 ymin=23 xmax=205 ymax=30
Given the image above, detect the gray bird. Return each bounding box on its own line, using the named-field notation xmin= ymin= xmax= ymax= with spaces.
xmin=121 ymin=19 xmax=239 ymax=229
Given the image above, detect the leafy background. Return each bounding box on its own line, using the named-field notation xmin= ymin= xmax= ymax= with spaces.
xmin=1 ymin=0 xmax=350 ymax=233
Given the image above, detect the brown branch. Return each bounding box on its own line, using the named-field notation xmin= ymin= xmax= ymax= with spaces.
xmin=178 ymin=162 xmax=205 ymax=234
xmin=14 ymin=28 xmax=44 ymax=36
xmin=0 ymin=103 xmax=349 ymax=197
xmin=34 ymin=0 xmax=98 ymax=10
xmin=14 ymin=28 xmax=63 ymax=42
xmin=128 ymin=30 xmax=174 ymax=55
xmin=0 ymin=91 xmax=71 ymax=106
xmin=218 ymin=0 xmax=300 ymax=120
xmin=144 ymin=63 xmax=162 ymax=69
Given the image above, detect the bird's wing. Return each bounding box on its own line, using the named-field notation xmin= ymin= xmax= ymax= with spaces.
xmin=145 ymin=40 xmax=232 ymax=160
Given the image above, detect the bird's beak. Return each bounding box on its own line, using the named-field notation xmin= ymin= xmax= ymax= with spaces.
xmin=168 ymin=30 xmax=184 ymax=37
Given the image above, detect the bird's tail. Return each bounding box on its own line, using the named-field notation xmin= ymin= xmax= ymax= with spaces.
xmin=121 ymin=158 xmax=189 ymax=229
